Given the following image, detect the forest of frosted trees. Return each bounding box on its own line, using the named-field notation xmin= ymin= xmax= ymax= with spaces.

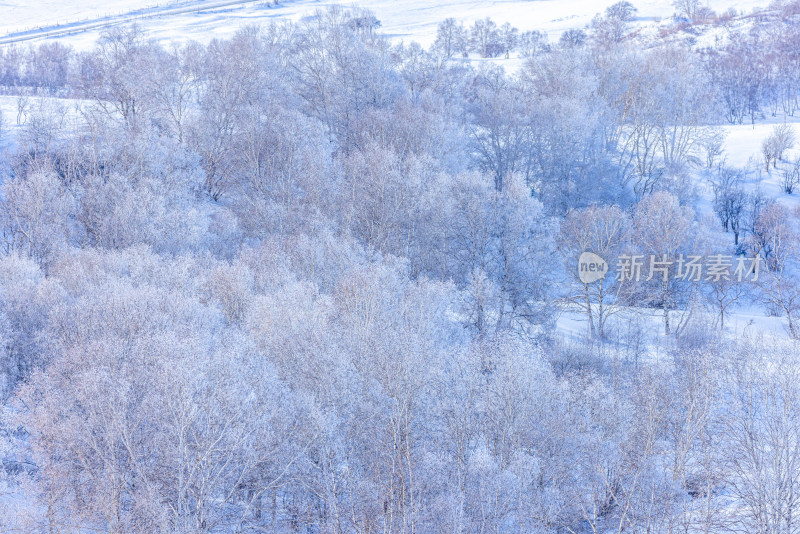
xmin=1 ymin=0 xmax=800 ymax=531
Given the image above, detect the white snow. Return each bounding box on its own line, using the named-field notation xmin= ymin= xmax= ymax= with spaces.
xmin=0 ymin=0 xmax=773 ymax=50
xmin=718 ymin=117 xmax=800 ymax=213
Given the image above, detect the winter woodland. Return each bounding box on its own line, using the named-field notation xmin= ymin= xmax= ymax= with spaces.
xmin=1 ymin=0 xmax=800 ymax=532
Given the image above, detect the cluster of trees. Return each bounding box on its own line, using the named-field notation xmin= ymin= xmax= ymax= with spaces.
xmin=3 ymin=235 xmax=797 ymax=533
xmin=433 ymin=17 xmax=548 ymax=59
xmin=0 ymin=3 xmax=798 ymax=532
xmin=0 ymin=42 xmax=72 ymax=94
xmin=4 ymin=1 xmax=800 ymax=128
xmin=562 ymin=185 xmax=800 ymax=338
xmin=672 ymin=0 xmax=718 ymax=22
xmin=705 ymin=1 xmax=800 ymax=124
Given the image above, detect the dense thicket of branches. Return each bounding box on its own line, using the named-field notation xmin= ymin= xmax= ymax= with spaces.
xmin=0 ymin=4 xmax=800 ymax=532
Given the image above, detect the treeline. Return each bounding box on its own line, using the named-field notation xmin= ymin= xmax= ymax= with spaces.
xmin=3 ymin=0 xmax=800 ymax=123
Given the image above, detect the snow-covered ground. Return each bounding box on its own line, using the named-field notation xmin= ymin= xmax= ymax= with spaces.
xmin=557 ymin=304 xmax=792 ymax=350
xmin=719 ymin=118 xmax=800 ymax=210
xmin=0 ymin=0 xmax=772 ymax=50
xmin=0 ymin=0 xmax=170 ymax=36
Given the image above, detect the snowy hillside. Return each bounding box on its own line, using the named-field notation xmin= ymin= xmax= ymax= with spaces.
xmin=1 ymin=0 xmax=773 ymax=49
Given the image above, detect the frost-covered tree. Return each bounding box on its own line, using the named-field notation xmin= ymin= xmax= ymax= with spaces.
xmin=762 ymin=123 xmax=795 ymax=171
xmin=631 ymin=191 xmax=696 ymax=335
xmin=591 ymin=1 xmax=637 ymax=47
xmin=559 ymin=28 xmax=587 ymax=48
xmin=517 ymin=30 xmax=549 ymax=58
xmin=722 ymin=340 xmax=800 ymax=531
xmin=467 ymin=66 xmax=531 ymax=192
xmin=712 ymin=167 xmax=746 ymax=245
xmin=433 ymin=17 xmax=468 ymax=59
xmin=559 ymin=204 xmax=630 ymax=338
xmin=751 ymin=204 xmax=800 ymax=338
xmin=469 ymin=17 xmax=502 ymax=58
xmin=1 ymin=167 xmax=73 ymax=268
xmin=784 ymin=156 xmax=800 ymax=194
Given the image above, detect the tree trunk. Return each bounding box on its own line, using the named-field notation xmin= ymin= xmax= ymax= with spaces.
xmin=584 ymin=283 xmax=596 ymax=338
xmin=787 ymin=309 xmax=798 ymax=339
xmin=663 ymin=281 xmax=671 ymax=335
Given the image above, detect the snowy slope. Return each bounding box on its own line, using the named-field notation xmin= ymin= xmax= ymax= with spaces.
xmin=0 ymin=0 xmax=772 ymax=50
xmin=0 ymin=0 xmax=173 ymax=36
